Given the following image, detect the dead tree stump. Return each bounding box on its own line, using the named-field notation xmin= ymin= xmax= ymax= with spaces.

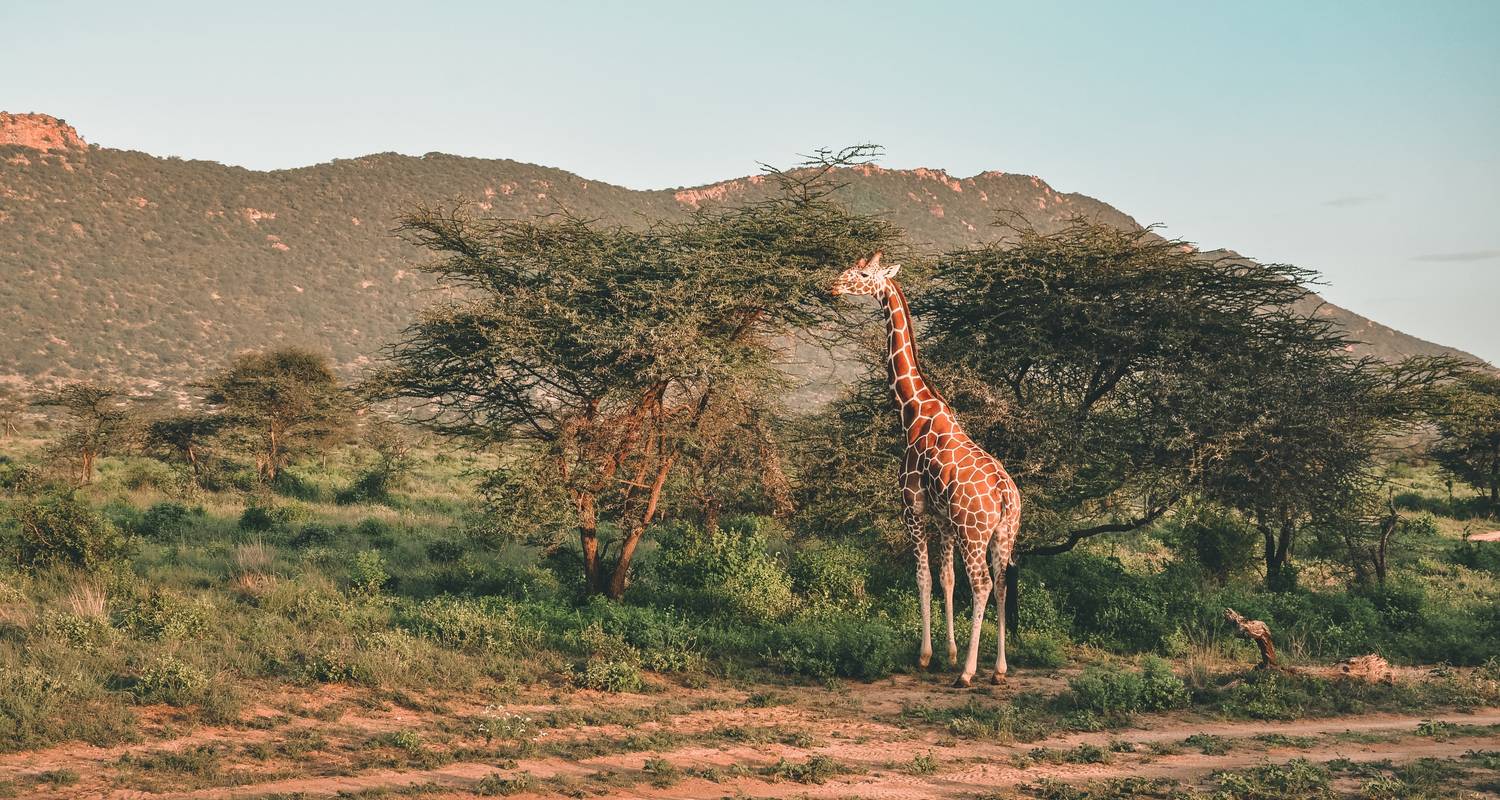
xmin=1224 ymin=608 xmax=1278 ymax=669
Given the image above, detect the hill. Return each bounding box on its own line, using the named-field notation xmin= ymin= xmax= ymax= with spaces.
xmin=0 ymin=113 xmax=1483 ymax=403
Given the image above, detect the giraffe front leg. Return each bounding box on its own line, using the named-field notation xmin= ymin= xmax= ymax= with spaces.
xmin=914 ymin=536 xmax=933 ymax=669
xmin=902 ymin=499 xmax=932 ymax=670
xmin=938 ymin=532 xmax=958 ymax=668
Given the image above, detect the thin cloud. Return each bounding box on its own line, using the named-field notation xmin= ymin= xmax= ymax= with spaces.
xmin=1411 ymin=249 xmax=1500 ymax=263
xmin=1323 ymin=194 xmax=1382 ymax=208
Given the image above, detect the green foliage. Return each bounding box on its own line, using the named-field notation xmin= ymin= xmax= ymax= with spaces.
xmin=1067 ymin=657 xmax=1188 ymax=720
xmin=7 ymin=492 xmax=129 ymax=570
xmin=1431 ymin=370 xmax=1500 ymax=507
xmin=201 ymin=347 xmax=349 ymax=483
xmin=116 ymin=588 xmax=210 ymax=641
xmin=646 ymin=517 xmax=795 ymax=623
xmin=238 ymin=504 xmax=292 ymax=533
xmin=769 ymin=612 xmax=905 ymax=680
xmin=571 ymin=624 xmax=643 ymax=692
xmin=789 ymin=537 xmax=871 ymax=608
xmin=138 ymin=501 xmax=197 ymax=541
xmin=396 ymin=596 xmax=542 ymax=653
xmin=1213 ymin=758 xmax=1332 ymax=799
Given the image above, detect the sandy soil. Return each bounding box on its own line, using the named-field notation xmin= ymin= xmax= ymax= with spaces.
xmin=4 ymin=673 xmax=1497 ymax=799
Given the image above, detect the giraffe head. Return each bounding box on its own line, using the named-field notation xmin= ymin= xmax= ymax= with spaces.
xmin=830 ymin=251 xmax=901 ymax=297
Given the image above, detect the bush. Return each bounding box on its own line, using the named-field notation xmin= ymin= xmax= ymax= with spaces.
xmin=348 ymin=550 xmax=389 ymax=596
xmin=1011 ymin=630 xmax=1069 ymax=669
xmin=355 ymin=517 xmax=397 ymax=549
xmin=1068 ymin=666 xmax=1143 ymax=718
xmin=116 ymin=588 xmax=210 ymax=641
xmin=292 ymin=522 xmax=338 ymax=548
xmin=239 ymin=504 xmax=291 ymax=533
xmin=397 ymin=596 xmax=541 ymax=652
xmin=1066 ymin=657 xmax=1188 ymax=719
xmin=138 ymin=502 xmax=196 ymax=541
xmin=8 ymin=493 xmax=129 ymax=570
xmin=647 ymin=517 xmax=795 ymax=623
xmin=789 ymin=539 xmax=870 ymax=608
xmin=571 ymin=624 xmax=643 ymax=692
xmin=1137 ymin=656 xmax=1190 ymax=711
xmin=134 ymin=655 xmax=208 ymax=705
xmin=770 ymin=612 xmax=905 ymax=680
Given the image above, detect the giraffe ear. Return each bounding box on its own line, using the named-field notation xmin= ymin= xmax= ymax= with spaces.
xmin=876 ymin=262 xmax=901 ymax=279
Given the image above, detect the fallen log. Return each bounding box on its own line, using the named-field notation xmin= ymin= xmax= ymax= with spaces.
xmin=1223 ymin=608 xmax=1277 ymax=669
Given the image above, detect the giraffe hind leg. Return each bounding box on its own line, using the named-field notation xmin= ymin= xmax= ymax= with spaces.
xmin=954 ymin=532 xmax=993 ymax=688
xmin=938 ymin=529 xmax=959 ymax=667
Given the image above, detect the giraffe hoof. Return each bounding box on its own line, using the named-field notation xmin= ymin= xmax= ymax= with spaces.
xmin=947 ymin=648 xmax=959 ymax=665
xmin=990 ymin=672 xmax=1007 ymax=685
xmin=952 ymin=674 xmax=973 ymax=689
xmin=918 ymin=653 xmax=932 ymax=670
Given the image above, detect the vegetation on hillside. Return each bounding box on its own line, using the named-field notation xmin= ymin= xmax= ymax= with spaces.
xmin=0 ymin=141 xmax=1480 ymax=403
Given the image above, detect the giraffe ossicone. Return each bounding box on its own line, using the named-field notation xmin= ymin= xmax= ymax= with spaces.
xmin=831 ymin=251 xmax=1022 ymax=687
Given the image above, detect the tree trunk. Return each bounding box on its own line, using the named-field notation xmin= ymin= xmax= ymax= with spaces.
xmin=576 ymin=492 xmax=602 ymax=595
xmin=606 ymin=454 xmax=675 ymax=600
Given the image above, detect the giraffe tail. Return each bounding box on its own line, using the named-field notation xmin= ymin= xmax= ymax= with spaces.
xmin=1004 ymin=560 xmax=1020 ymax=631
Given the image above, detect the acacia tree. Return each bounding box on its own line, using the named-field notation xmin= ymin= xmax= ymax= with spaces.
xmin=143 ymin=412 xmax=225 ymax=488
xmin=202 ymin=348 xmax=349 ymax=482
xmin=371 ymin=154 xmax=897 ymax=598
xmin=33 ymin=382 xmax=134 ymax=485
xmin=1431 ymin=370 xmax=1500 ymax=509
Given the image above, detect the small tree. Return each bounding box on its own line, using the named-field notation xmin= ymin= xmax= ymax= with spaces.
xmin=201 ymin=348 xmax=349 ymax=482
xmin=33 ymin=382 xmax=134 ymax=485
xmin=1431 ymin=369 xmax=1500 ymax=509
xmin=142 ymin=412 xmax=225 ymax=488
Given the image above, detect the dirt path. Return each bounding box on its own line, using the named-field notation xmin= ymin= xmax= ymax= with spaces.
xmin=7 ymin=677 xmax=1497 ymax=799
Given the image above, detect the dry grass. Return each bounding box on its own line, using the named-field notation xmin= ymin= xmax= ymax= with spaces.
xmin=234 ymin=540 xmax=276 ymax=577
xmin=65 ymin=579 xmax=108 ymax=620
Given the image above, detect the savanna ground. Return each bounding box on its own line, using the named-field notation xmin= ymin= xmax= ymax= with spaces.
xmin=2 ymin=433 xmax=1499 ymax=799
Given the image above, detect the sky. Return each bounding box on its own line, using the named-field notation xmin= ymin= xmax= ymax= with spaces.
xmin=3 ymin=1 xmax=1497 ymax=363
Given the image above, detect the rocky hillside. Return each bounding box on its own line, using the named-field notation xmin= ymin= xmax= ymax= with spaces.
xmin=0 ymin=113 xmax=1482 ymax=403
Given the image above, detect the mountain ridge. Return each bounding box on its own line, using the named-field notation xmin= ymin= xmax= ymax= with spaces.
xmin=0 ymin=113 xmax=1484 ymax=405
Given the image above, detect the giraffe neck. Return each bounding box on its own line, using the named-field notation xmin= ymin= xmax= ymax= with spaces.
xmin=878 ymin=282 xmax=941 ymax=427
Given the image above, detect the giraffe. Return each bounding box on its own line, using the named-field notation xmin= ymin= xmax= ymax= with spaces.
xmin=831 ymin=251 xmax=1022 ymax=687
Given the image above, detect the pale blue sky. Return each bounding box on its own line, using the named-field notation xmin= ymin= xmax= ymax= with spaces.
xmin=4 ymin=1 xmax=1497 ymax=362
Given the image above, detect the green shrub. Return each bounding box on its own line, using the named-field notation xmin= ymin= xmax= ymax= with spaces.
xmin=138 ymin=502 xmax=196 ymax=541
xmin=292 ymin=522 xmax=338 ymax=548
xmin=1011 ymin=630 xmax=1069 ymax=669
xmin=1214 ymin=758 xmax=1332 ymax=799
xmin=397 ymin=596 xmax=541 ymax=652
xmin=1068 ymin=666 xmax=1143 ymax=718
xmin=770 ymin=613 xmax=904 ymax=680
xmin=789 ymin=539 xmax=870 ymax=608
xmin=647 ymin=517 xmax=795 ymax=623
xmin=239 ymin=504 xmax=291 ymax=533
xmin=355 ymin=517 xmax=397 ymax=548
xmin=348 ymin=550 xmax=389 ymax=596
xmin=425 ymin=539 xmax=465 ymax=564
xmin=8 ymin=493 xmax=129 ymax=570
xmin=116 ymin=588 xmax=210 ymax=641
xmin=134 ymin=655 xmax=209 ymax=705
xmin=1137 ymin=656 xmax=1189 ymax=711
xmin=572 ymin=624 xmax=643 ymax=692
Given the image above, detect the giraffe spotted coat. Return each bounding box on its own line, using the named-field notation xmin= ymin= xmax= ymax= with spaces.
xmin=832 ymin=252 xmax=1022 ymax=686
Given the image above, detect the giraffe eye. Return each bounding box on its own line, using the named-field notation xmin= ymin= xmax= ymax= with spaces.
xmin=859 ymin=271 xmax=869 ymax=278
